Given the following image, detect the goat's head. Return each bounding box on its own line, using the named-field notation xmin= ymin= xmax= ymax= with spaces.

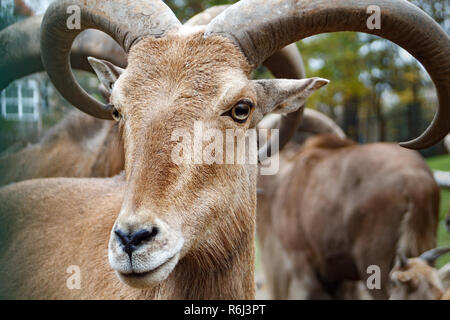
xmin=390 ymin=248 xmax=450 ymax=300
xmin=92 ymin=35 xmax=327 ymax=287
xmin=41 ymin=0 xmax=449 ymax=289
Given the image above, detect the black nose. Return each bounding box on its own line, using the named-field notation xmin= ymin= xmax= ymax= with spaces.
xmin=115 ymin=227 xmax=158 ymax=255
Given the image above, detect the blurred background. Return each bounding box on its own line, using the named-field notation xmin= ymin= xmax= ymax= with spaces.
xmin=0 ymin=0 xmax=449 ymax=267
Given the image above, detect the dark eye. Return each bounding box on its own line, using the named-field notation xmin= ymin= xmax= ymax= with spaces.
xmin=226 ymin=100 xmax=253 ymax=123
xmin=106 ymin=104 xmax=121 ymax=122
xmin=112 ymin=109 xmax=121 ymax=121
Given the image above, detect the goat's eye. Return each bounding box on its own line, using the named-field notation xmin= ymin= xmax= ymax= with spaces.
xmin=108 ymin=105 xmax=121 ymax=122
xmin=230 ymin=100 xmax=252 ymax=123
xmin=112 ymin=109 xmax=120 ymax=121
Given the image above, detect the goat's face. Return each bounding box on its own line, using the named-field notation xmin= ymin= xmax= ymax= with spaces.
xmin=390 ymin=258 xmax=444 ymax=300
xmin=89 ymin=32 xmax=327 ymax=288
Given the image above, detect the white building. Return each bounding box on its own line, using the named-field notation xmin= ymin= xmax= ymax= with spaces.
xmin=1 ymin=79 xmax=40 ymax=122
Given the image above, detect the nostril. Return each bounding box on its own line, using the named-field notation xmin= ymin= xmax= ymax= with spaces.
xmin=150 ymin=226 xmax=159 ymax=238
xmin=114 ymin=229 xmax=129 ymax=247
xmin=114 ymin=227 xmax=159 ymax=251
xmin=129 ymin=228 xmax=158 ymax=246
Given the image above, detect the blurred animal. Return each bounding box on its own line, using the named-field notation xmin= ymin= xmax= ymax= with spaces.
xmin=257 ymin=125 xmax=440 ymax=299
xmin=0 ymin=111 xmax=124 ymax=186
xmin=443 ymin=288 xmax=450 ymax=300
xmin=438 ymin=261 xmax=450 ymax=290
xmin=390 ymin=247 xmax=450 ymax=300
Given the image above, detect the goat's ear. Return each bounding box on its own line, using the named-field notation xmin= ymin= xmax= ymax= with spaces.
xmin=252 ymin=77 xmax=329 ymax=124
xmin=87 ymin=57 xmax=124 ymax=94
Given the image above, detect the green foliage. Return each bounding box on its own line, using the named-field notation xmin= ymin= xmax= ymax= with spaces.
xmin=165 ymin=0 xmax=238 ymax=22
xmin=427 ymin=155 xmax=450 ymax=172
xmin=299 ymin=33 xmax=369 ymax=108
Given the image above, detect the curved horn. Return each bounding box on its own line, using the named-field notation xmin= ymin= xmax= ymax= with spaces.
xmin=205 ymin=0 xmax=450 ymax=149
xmin=297 ymin=109 xmax=346 ymax=138
xmin=0 ymin=15 xmax=127 ymax=91
xmin=186 ymin=5 xmax=307 ymax=156
xmin=419 ymin=247 xmax=450 ymax=266
xmin=41 ymin=0 xmax=181 ymax=119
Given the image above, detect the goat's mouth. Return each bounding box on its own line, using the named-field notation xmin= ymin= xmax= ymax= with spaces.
xmin=117 ymin=252 xmax=181 ymax=288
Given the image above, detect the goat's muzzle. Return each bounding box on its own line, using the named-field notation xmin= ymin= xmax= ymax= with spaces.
xmin=108 ymin=218 xmax=184 ymax=288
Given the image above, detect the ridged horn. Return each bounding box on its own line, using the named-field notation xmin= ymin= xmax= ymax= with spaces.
xmin=205 ymin=0 xmax=450 ymax=149
xmin=419 ymin=247 xmax=450 ymax=266
xmin=41 ymin=0 xmax=181 ymax=119
xmin=186 ymin=5 xmax=307 ymax=156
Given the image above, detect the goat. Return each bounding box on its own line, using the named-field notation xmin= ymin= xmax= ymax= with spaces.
xmin=0 ymin=6 xmax=304 ymax=186
xmin=390 ymin=247 xmax=450 ymax=300
xmin=257 ymin=119 xmax=440 ymax=299
xmin=0 ymin=0 xmax=447 ymax=299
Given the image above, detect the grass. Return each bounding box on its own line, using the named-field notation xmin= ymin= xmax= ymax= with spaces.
xmin=426 ymin=154 xmax=450 ymax=268
xmin=427 ymin=155 xmax=450 ymax=172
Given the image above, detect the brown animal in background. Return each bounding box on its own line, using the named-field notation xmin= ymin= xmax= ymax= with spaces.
xmin=257 ymin=131 xmax=440 ymax=299
xmin=0 ymin=111 xmax=124 ymax=185
xmin=438 ymin=262 xmax=450 ymax=289
xmin=390 ymin=248 xmax=450 ymax=300
xmin=0 ymin=0 xmax=448 ymax=299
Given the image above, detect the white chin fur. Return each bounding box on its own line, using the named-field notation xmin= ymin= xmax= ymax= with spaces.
xmin=117 ymin=252 xmax=180 ymax=288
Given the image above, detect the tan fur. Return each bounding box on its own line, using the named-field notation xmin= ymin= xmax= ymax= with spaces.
xmin=442 ymin=288 xmax=450 ymax=300
xmin=0 ymin=110 xmax=124 ymax=187
xmin=438 ymin=262 xmax=450 ymax=289
xmin=257 ymin=134 xmax=440 ymax=299
xmin=0 ymin=33 xmax=260 ymax=299
xmin=390 ymin=258 xmax=445 ymax=300
xmin=0 ymin=175 xmax=256 ymax=299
